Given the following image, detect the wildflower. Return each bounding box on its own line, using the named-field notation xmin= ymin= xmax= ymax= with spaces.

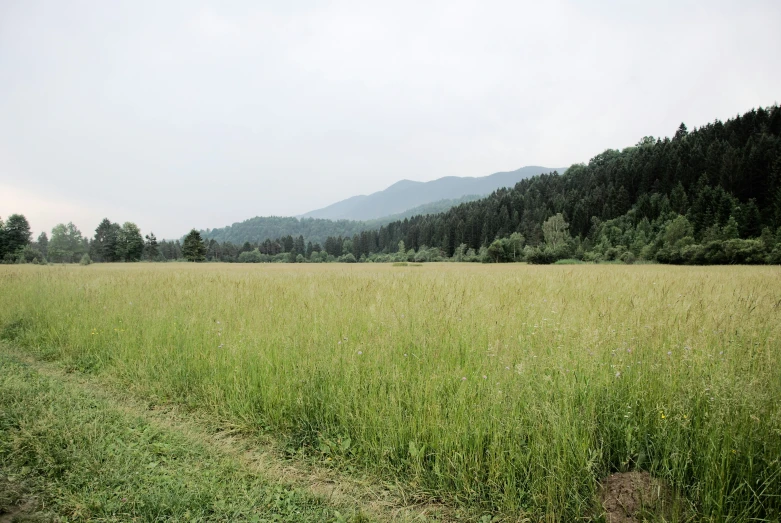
xmin=615 ymin=371 xmax=621 ymax=378
xmin=482 ymin=375 xmax=487 ymax=379
xmin=660 ymin=412 xmax=666 ymax=419
xmin=461 ymin=377 xmax=466 ymax=381
xmin=218 ymin=344 xmax=223 ymax=348
xmin=357 ymin=351 xmax=362 ymax=355
xmin=667 ymin=351 xmax=672 ymax=356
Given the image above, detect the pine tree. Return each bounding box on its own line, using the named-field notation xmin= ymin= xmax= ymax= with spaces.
xmin=670 ymin=182 xmax=689 ymax=215
xmin=93 ymin=218 xmax=121 ymax=262
xmin=37 ymin=232 xmax=49 ymax=259
xmin=144 ymin=233 xmax=159 ymax=260
xmin=182 ymin=229 xmax=207 ymax=262
xmin=674 ymin=123 xmax=688 ymax=141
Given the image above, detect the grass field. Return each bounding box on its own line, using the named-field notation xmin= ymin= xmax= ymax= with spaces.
xmin=1 ymin=263 xmax=780 ymax=521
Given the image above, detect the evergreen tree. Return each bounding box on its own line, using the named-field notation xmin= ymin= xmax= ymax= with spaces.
xmin=182 ymin=229 xmax=207 ymax=262
xmin=674 ymin=123 xmax=688 ymax=141
xmin=92 ymin=218 xmax=121 ymax=262
xmin=670 ymin=182 xmax=689 ymax=215
xmin=37 ymin=232 xmax=49 ymax=259
xmin=144 ymin=232 xmax=159 ymax=260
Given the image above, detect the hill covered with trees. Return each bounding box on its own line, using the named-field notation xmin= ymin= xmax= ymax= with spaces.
xmin=323 ymin=105 xmax=781 ymax=264
xmin=199 ymin=194 xmax=483 ymax=246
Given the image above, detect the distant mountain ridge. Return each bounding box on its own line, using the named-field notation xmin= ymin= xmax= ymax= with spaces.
xmin=201 ymin=166 xmax=563 ymax=245
xmin=200 ymin=194 xmax=486 ymax=246
xmin=301 ymin=166 xmax=565 ymax=221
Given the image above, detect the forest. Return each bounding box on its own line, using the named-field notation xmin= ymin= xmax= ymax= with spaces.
xmin=2 ymin=106 xmax=780 ymax=265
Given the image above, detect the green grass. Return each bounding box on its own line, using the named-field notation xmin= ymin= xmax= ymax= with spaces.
xmin=1 ymin=263 xmax=780 ymax=520
xmin=0 ymin=353 xmax=358 ymax=522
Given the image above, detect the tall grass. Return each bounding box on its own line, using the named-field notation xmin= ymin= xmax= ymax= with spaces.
xmin=1 ymin=263 xmax=779 ymax=520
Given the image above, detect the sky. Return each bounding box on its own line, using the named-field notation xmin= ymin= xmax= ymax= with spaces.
xmin=1 ymin=1 xmax=780 ymax=239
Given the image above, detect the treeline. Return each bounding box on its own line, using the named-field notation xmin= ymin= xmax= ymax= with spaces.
xmin=203 ymin=105 xmax=781 ymax=265
xmin=4 ymin=106 xmax=780 ymax=265
xmin=0 ymin=216 xmax=183 ymax=264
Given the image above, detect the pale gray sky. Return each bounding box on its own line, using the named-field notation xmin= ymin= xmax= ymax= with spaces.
xmin=1 ymin=1 xmax=779 ymax=239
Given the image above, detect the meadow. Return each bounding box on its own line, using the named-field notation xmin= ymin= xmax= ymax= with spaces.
xmin=1 ymin=263 xmax=780 ymax=521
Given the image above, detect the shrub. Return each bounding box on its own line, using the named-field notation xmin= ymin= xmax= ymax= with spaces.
xmin=79 ymin=253 xmax=92 ymax=266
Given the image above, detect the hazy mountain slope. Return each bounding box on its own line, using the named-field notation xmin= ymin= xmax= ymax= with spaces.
xmin=361 ymin=194 xmax=485 ymax=228
xmin=301 ymin=166 xmax=565 ymax=220
xmin=201 ymin=194 xmax=485 ymax=246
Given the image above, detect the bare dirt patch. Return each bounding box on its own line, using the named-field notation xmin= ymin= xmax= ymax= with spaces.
xmin=599 ymin=471 xmax=672 ymax=523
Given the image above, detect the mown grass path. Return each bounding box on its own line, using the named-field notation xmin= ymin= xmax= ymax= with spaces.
xmin=0 ymin=345 xmax=462 ymax=523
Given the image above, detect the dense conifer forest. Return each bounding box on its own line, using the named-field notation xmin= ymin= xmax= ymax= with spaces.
xmin=356 ymin=105 xmax=781 ymax=264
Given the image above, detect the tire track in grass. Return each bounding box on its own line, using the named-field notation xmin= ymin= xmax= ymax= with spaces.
xmin=0 ymin=345 xmax=461 ymax=522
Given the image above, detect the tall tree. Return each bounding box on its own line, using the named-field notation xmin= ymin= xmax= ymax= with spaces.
xmin=92 ymin=218 xmax=121 ymax=262
xmin=4 ymin=214 xmax=32 ymax=256
xmin=144 ymin=232 xmax=159 ymax=260
xmin=542 ymin=213 xmax=571 ymax=250
xmin=117 ymin=222 xmax=144 ymax=261
xmin=0 ymin=217 xmax=6 ymax=260
xmin=36 ymin=232 xmax=49 ymax=259
xmin=182 ymin=229 xmax=207 ymax=262
xmin=49 ymin=223 xmax=87 ymax=263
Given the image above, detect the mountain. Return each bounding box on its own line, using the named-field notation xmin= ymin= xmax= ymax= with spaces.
xmin=200 ymin=194 xmax=485 ymax=246
xmin=201 ymin=168 xmax=561 ymax=246
xmin=301 ymin=166 xmax=565 ymax=220
xmin=361 ymin=194 xmax=485 ymax=228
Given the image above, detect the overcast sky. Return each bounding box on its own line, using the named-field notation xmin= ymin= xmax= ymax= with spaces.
xmin=1 ymin=1 xmax=780 ymax=239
